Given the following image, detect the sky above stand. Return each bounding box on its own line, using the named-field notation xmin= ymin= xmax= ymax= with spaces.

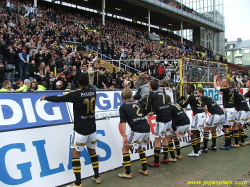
xmin=224 ymin=0 xmax=250 ymax=41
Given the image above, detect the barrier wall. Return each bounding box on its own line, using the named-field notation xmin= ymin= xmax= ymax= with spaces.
xmin=0 ymin=89 xmax=224 ymax=187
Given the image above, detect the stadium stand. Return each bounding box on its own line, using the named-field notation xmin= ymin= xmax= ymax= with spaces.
xmin=0 ymin=0 xmax=249 ymax=92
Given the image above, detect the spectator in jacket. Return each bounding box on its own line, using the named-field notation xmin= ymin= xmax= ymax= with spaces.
xmin=19 ymin=47 xmax=29 ymax=80
xmin=16 ymin=79 xmax=31 ymax=92
xmin=0 ymin=80 xmax=11 ymax=91
xmin=157 ymin=64 xmax=164 ymax=80
xmin=0 ymin=61 xmax=15 ymax=88
xmin=51 ymin=73 xmax=68 ymax=90
xmin=6 ymin=47 xmax=17 ymax=84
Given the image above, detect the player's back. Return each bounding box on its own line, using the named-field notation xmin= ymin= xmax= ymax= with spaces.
xmin=181 ymin=93 xmax=204 ymax=115
xmin=170 ymin=103 xmax=190 ymax=126
xmin=146 ymin=91 xmax=171 ymax=123
xmin=234 ymin=89 xmax=249 ymax=111
xmin=202 ymin=95 xmax=224 ymax=115
xmin=119 ymin=102 xmax=150 ymax=133
xmin=73 ymin=86 xmax=97 ymax=135
xmin=220 ymin=87 xmax=234 ymax=108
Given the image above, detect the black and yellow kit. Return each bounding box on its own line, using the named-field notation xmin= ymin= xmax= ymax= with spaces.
xmin=234 ymin=89 xmax=249 ymax=111
xmin=180 ymin=93 xmax=205 ymax=115
xmin=145 ymin=90 xmax=171 ymax=123
xmin=45 ymin=85 xmax=97 ymax=135
xmin=244 ymin=88 xmax=250 ymax=105
xmin=119 ymin=102 xmax=150 ymax=133
xmin=169 ymin=103 xmax=190 ymax=131
xmin=219 ymin=87 xmax=235 ymax=108
xmin=201 ymin=96 xmax=224 ymax=115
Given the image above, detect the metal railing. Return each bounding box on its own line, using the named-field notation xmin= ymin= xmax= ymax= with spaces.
xmin=179 ymin=58 xmax=228 ymax=97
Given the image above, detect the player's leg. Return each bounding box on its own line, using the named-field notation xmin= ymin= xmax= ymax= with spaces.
xmin=198 ymin=112 xmax=206 ymax=154
xmin=148 ymin=136 xmax=161 ymax=167
xmin=188 ymin=130 xmax=199 ymax=157
xmin=232 ymin=122 xmax=240 ymax=147
xmin=162 ymin=121 xmax=172 ymax=162
xmin=68 ymin=131 xmax=87 ymax=187
xmin=168 ymin=135 xmax=177 ymax=161
xmin=221 ymin=109 xmax=229 ymax=147
xmin=209 ymin=126 xmax=217 ymax=150
xmin=205 ymin=115 xmax=217 ymax=151
xmin=148 ymin=122 xmax=164 ymax=167
xmin=86 ymin=132 xmax=101 ymax=184
xmin=138 ymin=146 xmax=148 ymax=175
xmin=202 ymin=127 xmax=210 ymax=153
xmin=220 ymin=125 xmax=230 ymax=150
xmin=138 ymin=133 xmax=150 ymax=175
xmin=246 ymin=112 xmax=250 ymax=145
xmin=228 ymin=109 xmax=236 ymax=147
xmin=175 ymin=124 xmax=190 ymax=158
xmin=118 ymin=145 xmax=133 ymax=178
xmin=220 ymin=112 xmax=230 ymax=149
xmin=70 ymin=149 xmax=82 ymax=187
xmin=232 ymin=111 xmax=242 ymax=147
xmin=160 ymin=136 xmax=169 ymax=163
xmin=189 ymin=115 xmax=199 ymax=156
xmin=196 ymin=130 xmax=201 ymax=154
xmin=239 ymin=112 xmax=247 ymax=145
xmin=174 ymin=137 xmax=182 ymax=159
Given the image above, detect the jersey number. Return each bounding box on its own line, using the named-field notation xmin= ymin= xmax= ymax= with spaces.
xmin=196 ymin=97 xmax=203 ymax=107
xmin=158 ymin=93 xmax=165 ymax=104
xmin=133 ymin=104 xmax=143 ymax=117
xmin=83 ymin=97 xmax=96 ymax=114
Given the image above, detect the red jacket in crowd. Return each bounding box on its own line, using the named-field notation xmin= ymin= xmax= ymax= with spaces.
xmin=157 ymin=67 xmax=164 ymax=75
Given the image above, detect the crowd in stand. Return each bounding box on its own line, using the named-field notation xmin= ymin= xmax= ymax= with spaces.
xmin=0 ymin=0 xmax=248 ymax=92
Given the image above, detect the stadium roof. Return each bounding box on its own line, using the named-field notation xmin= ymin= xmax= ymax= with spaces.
xmin=60 ymin=0 xmax=224 ymax=32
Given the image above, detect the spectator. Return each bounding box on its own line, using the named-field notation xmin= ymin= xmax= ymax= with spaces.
xmin=0 ymin=80 xmax=11 ymax=91
xmin=51 ymin=74 xmax=68 ymax=90
xmin=0 ymin=61 xmax=15 ymax=88
xmin=157 ymin=64 xmax=164 ymax=80
xmin=30 ymin=80 xmax=38 ymax=91
xmin=18 ymin=47 xmax=29 ymax=80
xmin=134 ymin=72 xmax=147 ymax=89
xmin=6 ymin=47 xmax=17 ymax=84
xmin=16 ymin=79 xmax=31 ymax=92
xmin=37 ymin=81 xmax=47 ymax=91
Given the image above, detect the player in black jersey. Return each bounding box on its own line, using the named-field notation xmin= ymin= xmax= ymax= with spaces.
xmin=196 ymin=87 xmax=225 ymax=152
xmin=118 ymin=87 xmax=150 ymax=179
xmin=145 ymin=81 xmax=172 ymax=167
xmin=214 ymin=75 xmax=235 ymax=150
xmin=179 ymin=84 xmax=206 ymax=157
xmin=168 ymin=97 xmax=192 ymax=147
xmin=244 ymin=79 xmax=250 ymax=145
xmin=233 ymin=88 xmax=250 ymax=147
xmin=40 ymin=74 xmax=100 ymax=187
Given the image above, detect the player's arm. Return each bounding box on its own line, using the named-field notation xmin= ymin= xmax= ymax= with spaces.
xmin=214 ymin=75 xmax=218 ymax=89
xmin=244 ymin=89 xmax=250 ymax=98
xmin=201 ymin=96 xmax=208 ymax=116
xmin=120 ymin=122 xmax=128 ymax=146
xmin=119 ymin=107 xmax=128 ymax=146
xmin=179 ymin=95 xmax=191 ymax=108
xmin=145 ymin=93 xmax=153 ymax=116
xmin=40 ymin=91 xmax=76 ymax=103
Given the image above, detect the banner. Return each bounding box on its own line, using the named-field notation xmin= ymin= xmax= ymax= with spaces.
xmin=0 ymin=120 xmax=121 ymax=187
xmin=0 ymin=92 xmax=71 ymax=131
xmin=0 ymin=90 xmax=223 ymax=187
xmin=204 ymin=88 xmax=223 ymax=105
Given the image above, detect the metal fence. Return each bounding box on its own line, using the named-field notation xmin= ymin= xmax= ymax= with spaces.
xmin=179 ymin=58 xmax=228 ymax=96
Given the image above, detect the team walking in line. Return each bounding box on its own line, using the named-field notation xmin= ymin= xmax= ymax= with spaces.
xmin=40 ymin=74 xmax=250 ymax=187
